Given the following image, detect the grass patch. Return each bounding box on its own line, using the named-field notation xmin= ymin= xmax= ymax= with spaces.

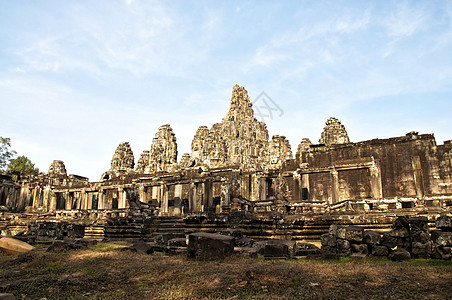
xmin=0 ymin=242 xmax=451 ymax=299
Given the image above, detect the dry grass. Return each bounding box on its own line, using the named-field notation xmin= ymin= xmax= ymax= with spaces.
xmin=0 ymin=242 xmax=451 ymax=299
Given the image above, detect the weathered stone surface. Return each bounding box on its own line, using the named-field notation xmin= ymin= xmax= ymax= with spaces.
xmin=364 ymin=230 xmax=381 ymax=245
xmin=167 ymin=238 xmax=187 ymax=247
xmin=295 ymin=138 xmax=312 ymax=163
xmin=390 ymin=227 xmax=410 ymax=238
xmin=236 ymin=237 xmax=254 ymax=248
xmin=329 ymin=224 xmax=346 ymax=240
xmin=319 ymin=117 xmax=350 ymax=145
xmin=393 ymin=216 xmax=410 ymax=229
xmin=409 ymin=216 xmax=429 ymax=232
xmin=187 ymin=232 xmax=234 ymax=260
xmin=351 ymin=243 xmax=368 ymax=255
xmin=345 ymin=226 xmax=364 ymax=243
xmin=431 ymin=230 xmax=452 ymax=246
xmin=372 ymin=245 xmax=389 ymax=256
xmin=431 ymin=244 xmax=451 ymax=260
xmin=380 ymin=232 xmax=397 ymax=249
xmin=267 ymin=135 xmax=293 ymax=169
xmin=234 ymin=247 xmax=258 ymax=258
xmin=0 ymin=237 xmax=34 ymax=255
xmin=135 ymin=150 xmax=149 ymax=173
xmin=46 ymin=239 xmax=91 ymax=252
xmin=436 ymin=215 xmax=452 ymax=231
xmin=122 ymin=240 xmax=154 ymax=254
xmin=264 ymin=243 xmax=289 ymax=259
xmin=411 ymin=242 xmax=431 ymax=258
xmin=389 ymin=248 xmax=411 ymax=261
xmin=216 ymin=228 xmax=243 ymax=239
xmin=411 ymin=231 xmax=430 ymax=243
xmin=187 ymin=85 xmax=270 ymax=171
xmin=111 ymin=142 xmax=134 ymax=171
xmin=294 ymin=243 xmax=321 ymax=257
xmin=48 ymin=160 xmax=67 ymax=178
xmin=321 ymin=233 xmax=337 ymax=247
xmin=337 ymin=239 xmax=351 ymax=256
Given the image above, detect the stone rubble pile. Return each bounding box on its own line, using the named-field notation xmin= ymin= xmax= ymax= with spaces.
xmin=321 ymin=215 xmax=452 ymax=260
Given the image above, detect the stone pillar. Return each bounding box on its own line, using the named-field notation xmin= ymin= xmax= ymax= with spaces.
xmin=370 ymin=163 xmax=383 ymax=199
xmin=161 ymin=185 xmax=168 ymax=214
xmin=301 ymin=173 xmax=310 ymax=201
xmin=330 ymin=169 xmax=339 ymax=205
xmin=189 ymin=183 xmax=196 ymax=212
xmin=118 ymin=187 xmax=124 ymax=209
xmin=139 ymin=185 xmax=146 ymax=203
xmin=204 ymin=179 xmax=213 ymax=211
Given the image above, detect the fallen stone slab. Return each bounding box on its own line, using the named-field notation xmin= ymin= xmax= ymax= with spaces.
xmin=187 ymin=232 xmax=234 ymax=260
xmin=264 ymin=243 xmax=289 ymax=259
xmin=0 ymin=237 xmax=34 ymax=255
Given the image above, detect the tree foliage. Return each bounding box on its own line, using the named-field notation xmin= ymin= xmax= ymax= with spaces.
xmin=0 ymin=136 xmax=17 ymax=173
xmin=7 ymin=155 xmax=39 ymax=175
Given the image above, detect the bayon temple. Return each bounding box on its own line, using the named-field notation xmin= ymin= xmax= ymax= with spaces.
xmin=1 ymin=85 xmax=452 ymax=245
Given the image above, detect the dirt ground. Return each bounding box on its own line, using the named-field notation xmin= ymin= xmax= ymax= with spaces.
xmin=1 ymin=242 xmax=451 ymax=300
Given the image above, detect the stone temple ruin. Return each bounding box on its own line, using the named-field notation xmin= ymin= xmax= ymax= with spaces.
xmin=1 ymin=84 xmax=451 ymax=259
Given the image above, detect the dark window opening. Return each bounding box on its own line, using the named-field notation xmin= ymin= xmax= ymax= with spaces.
xmin=401 ymin=201 xmax=413 ymax=209
xmin=368 ymin=203 xmax=374 ymax=210
xmin=302 ymin=188 xmax=309 ymax=200
xmin=92 ymin=195 xmax=98 ymax=210
xmin=112 ymin=197 xmax=118 ymax=209
xmin=56 ymin=193 xmax=65 ymax=210
xmin=168 ymin=199 xmax=175 ymax=207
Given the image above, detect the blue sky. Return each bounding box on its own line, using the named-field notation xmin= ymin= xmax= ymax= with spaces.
xmin=1 ymin=0 xmax=451 ymax=181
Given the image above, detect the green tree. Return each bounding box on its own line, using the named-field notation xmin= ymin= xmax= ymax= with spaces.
xmin=7 ymin=155 xmax=39 ymax=176
xmin=0 ymin=136 xmax=16 ymax=173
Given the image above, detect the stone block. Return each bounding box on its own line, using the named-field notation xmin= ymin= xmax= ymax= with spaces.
xmin=329 ymin=224 xmax=346 ymax=240
xmin=381 ymin=232 xmax=397 ymax=249
xmin=294 ymin=243 xmax=321 ymax=257
xmin=409 ymin=216 xmax=429 ymax=233
xmin=167 ymin=238 xmax=187 ymax=247
xmin=217 ymin=228 xmax=243 ymax=239
xmin=0 ymin=237 xmax=34 ymax=255
xmin=321 ymin=233 xmax=337 ymax=247
xmin=363 ymin=230 xmax=381 ymax=245
xmin=371 ymin=245 xmax=389 ymax=256
xmin=351 ymin=243 xmax=368 ymax=255
xmin=431 ymin=244 xmax=451 ymax=260
xmin=187 ymin=232 xmax=234 ymax=260
xmin=431 ymin=230 xmax=452 ymax=247
xmin=389 ymin=227 xmax=410 ymax=238
xmin=392 ymin=216 xmax=410 ymax=229
xmin=436 ymin=215 xmax=452 ymax=231
xmin=411 ymin=242 xmax=431 ymax=258
xmin=236 ymin=237 xmax=254 ymax=248
xmin=264 ymin=243 xmax=289 ymax=259
xmin=345 ymin=226 xmax=364 ymax=243
xmin=411 ymin=231 xmax=430 ymax=243
xmin=337 ymin=239 xmax=351 ymax=256
xmin=389 ymin=248 xmax=411 ymax=261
